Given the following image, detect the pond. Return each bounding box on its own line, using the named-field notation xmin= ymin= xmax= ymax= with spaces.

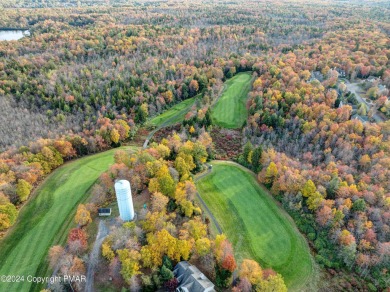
xmin=0 ymin=30 xmax=30 ymax=41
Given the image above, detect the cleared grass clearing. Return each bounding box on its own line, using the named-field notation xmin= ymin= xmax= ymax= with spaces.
xmin=148 ymin=96 xmax=197 ymax=127
xmin=211 ymin=72 xmax=252 ymax=128
xmin=0 ymin=147 xmax=134 ymax=291
xmin=196 ymin=161 xmax=315 ymax=291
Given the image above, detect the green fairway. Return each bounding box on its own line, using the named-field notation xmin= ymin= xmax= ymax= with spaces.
xmin=196 ymin=162 xmax=316 ymax=291
xmin=0 ymin=147 xmax=133 ymax=291
xmin=211 ymin=72 xmax=252 ymax=128
xmin=148 ymin=96 xmax=197 ymax=127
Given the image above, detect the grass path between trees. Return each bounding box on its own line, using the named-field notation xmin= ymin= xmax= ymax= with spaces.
xmin=0 ymin=146 xmax=134 ymax=292
xmin=211 ymin=72 xmax=253 ymax=128
xmin=143 ymin=96 xmax=198 ymax=148
xmin=148 ymin=96 xmax=197 ymax=127
xmin=195 ymin=161 xmax=319 ymax=291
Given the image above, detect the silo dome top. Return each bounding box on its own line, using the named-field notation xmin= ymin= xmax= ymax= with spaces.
xmin=114 ymin=179 xmax=130 ymax=189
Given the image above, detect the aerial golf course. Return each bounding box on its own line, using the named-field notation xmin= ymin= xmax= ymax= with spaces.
xmin=196 ymin=162 xmax=317 ymax=291
xmin=0 ymin=73 xmax=316 ymax=291
xmin=211 ymin=72 xmax=253 ymax=128
xmin=148 ymin=72 xmax=253 ymax=130
xmin=0 ymin=147 xmax=133 ymax=291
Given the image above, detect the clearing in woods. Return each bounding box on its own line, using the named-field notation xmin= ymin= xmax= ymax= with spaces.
xmin=148 ymin=96 xmax=197 ymax=127
xmin=211 ymin=72 xmax=253 ymax=128
xmin=195 ymin=161 xmax=317 ymax=291
xmin=0 ymin=146 xmax=134 ymax=292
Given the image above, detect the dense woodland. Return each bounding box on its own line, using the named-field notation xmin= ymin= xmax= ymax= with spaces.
xmin=0 ymin=0 xmax=389 ymax=291
xmin=239 ymin=28 xmax=390 ymax=289
xmin=0 ymin=0 xmax=389 ymax=150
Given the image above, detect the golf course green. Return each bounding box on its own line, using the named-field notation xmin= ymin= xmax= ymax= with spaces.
xmin=0 ymin=147 xmax=133 ymax=291
xmin=196 ymin=161 xmax=316 ymax=291
xmin=148 ymin=96 xmax=197 ymax=127
xmin=211 ymin=72 xmax=252 ymax=128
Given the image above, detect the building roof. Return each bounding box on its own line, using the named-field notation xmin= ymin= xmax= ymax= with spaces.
xmin=367 ymin=76 xmax=380 ymax=82
xmin=174 ymin=261 xmax=215 ymax=292
xmin=351 ymin=114 xmax=368 ymax=124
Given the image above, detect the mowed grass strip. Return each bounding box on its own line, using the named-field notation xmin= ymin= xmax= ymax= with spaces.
xmin=148 ymin=96 xmax=197 ymax=127
xmin=0 ymin=147 xmax=132 ymax=291
xmin=211 ymin=72 xmax=252 ymax=128
xmin=196 ymin=162 xmax=314 ymax=291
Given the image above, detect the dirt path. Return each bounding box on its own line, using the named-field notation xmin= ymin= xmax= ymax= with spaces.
xmin=85 ymin=220 xmax=109 ymax=292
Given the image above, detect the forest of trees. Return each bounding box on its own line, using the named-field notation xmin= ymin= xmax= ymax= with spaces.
xmin=238 ymin=27 xmax=389 ymax=289
xmin=0 ymin=0 xmax=388 ymax=150
xmin=0 ymin=0 xmax=389 ymax=291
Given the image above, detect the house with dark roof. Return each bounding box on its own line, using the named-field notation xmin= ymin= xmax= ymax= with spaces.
xmin=173 ymin=261 xmax=216 ymax=292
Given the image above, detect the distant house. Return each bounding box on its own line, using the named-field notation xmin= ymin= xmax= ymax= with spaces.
xmin=378 ymin=84 xmax=387 ymax=95
xmin=98 ymin=208 xmax=112 ymax=216
xmin=365 ymin=76 xmax=380 ymax=87
xmin=334 ymin=67 xmax=346 ymax=78
xmin=174 ymin=261 xmax=216 ymax=292
xmin=309 ymin=71 xmax=324 ymax=83
xmin=351 ymin=114 xmax=368 ymax=124
xmin=367 ymin=76 xmax=380 ymax=83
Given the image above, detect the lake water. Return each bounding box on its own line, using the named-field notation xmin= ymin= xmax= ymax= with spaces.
xmin=0 ymin=30 xmax=30 ymax=41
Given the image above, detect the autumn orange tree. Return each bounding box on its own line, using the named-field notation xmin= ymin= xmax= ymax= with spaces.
xmin=213 ymin=234 xmax=237 ymax=288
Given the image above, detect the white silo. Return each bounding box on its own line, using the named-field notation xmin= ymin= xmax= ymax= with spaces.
xmin=114 ymin=180 xmax=134 ymax=221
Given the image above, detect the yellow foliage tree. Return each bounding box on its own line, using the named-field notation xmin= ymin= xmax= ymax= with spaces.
xmin=301 ymin=180 xmax=316 ymax=197
xmin=117 ymin=249 xmax=142 ymax=283
xmin=264 ymin=162 xmax=278 ymax=186
xmin=141 ymin=229 xmax=191 ymax=268
xmin=0 ymin=214 xmax=10 ymax=230
xmin=214 ymin=234 xmax=227 ymax=263
xmin=307 ymin=191 xmax=324 ymax=211
xmin=114 ymin=119 xmax=131 ymax=140
xmin=189 ymin=126 xmax=196 ymax=134
xmin=182 ymin=216 xmax=207 ymax=241
xmin=110 ymin=128 xmax=120 ymax=144
xmin=148 ymin=164 xmax=176 ymax=197
xmin=142 ymin=211 xmax=174 ymax=233
xmin=239 ymin=259 xmax=263 ymax=285
xmin=195 ymin=238 xmax=211 ymax=256
xmin=156 ymin=144 xmax=170 ymax=159
xmin=181 ymin=200 xmax=195 ymax=217
xmin=16 ymin=179 xmax=32 ymax=202
xmin=359 ymin=154 xmax=371 ymax=168
xmin=255 ymin=274 xmax=287 ymax=292
xmin=75 ymin=204 xmax=92 ymax=227
xmin=253 ymin=78 xmax=263 ymax=89
xmin=175 ymin=182 xmax=199 ymax=217
xmin=102 ymin=241 xmax=115 ymax=261
xmin=174 ymin=156 xmax=192 ymax=180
